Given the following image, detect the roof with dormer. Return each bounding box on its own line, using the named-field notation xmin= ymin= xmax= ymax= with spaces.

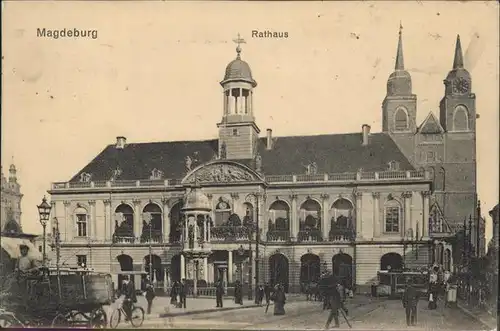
xmin=418 ymin=112 xmax=444 ymax=134
xmin=67 ymin=132 xmax=415 ymax=183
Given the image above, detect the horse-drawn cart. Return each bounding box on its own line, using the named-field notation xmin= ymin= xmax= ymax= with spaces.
xmin=0 ymin=267 xmax=114 ymax=328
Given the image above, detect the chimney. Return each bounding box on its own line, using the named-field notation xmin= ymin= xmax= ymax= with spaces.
xmin=116 ymin=136 xmax=127 ymax=149
xmin=266 ymin=129 xmax=273 ymax=150
xmin=362 ymin=124 xmax=371 ymax=146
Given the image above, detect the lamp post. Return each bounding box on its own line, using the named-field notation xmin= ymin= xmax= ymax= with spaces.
xmin=37 ymin=196 xmax=52 ymax=266
xmin=247 ymin=190 xmax=262 ymax=302
xmin=237 ymin=244 xmax=245 ymax=285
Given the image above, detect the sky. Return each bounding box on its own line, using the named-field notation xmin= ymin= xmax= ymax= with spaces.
xmin=2 ymin=1 xmax=499 ymax=242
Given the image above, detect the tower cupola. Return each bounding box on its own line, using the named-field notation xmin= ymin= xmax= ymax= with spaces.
xmin=217 ymin=33 xmax=260 ymax=160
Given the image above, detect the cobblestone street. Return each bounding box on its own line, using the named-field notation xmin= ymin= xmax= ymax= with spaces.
xmin=126 ymin=296 xmax=487 ymax=330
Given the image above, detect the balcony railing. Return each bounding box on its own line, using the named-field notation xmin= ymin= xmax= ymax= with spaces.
xmin=328 ymin=228 xmax=355 ymax=242
xmin=139 ymin=230 xmax=164 ymax=243
xmin=50 ymin=170 xmax=429 ymax=191
xmin=112 ymin=235 xmax=135 ymax=244
xmin=211 ymin=226 xmax=252 ymax=241
xmin=297 ymin=229 xmax=323 ymax=242
xmin=266 ymin=230 xmax=290 ymax=242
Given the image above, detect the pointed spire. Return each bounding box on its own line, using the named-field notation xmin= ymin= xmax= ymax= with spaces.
xmin=395 ymin=21 xmax=404 ymax=70
xmin=453 ymin=34 xmax=464 ymax=69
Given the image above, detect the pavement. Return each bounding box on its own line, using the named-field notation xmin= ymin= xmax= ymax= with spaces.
xmin=456 ymin=300 xmax=498 ymax=331
xmin=119 ymin=295 xmax=491 ymax=330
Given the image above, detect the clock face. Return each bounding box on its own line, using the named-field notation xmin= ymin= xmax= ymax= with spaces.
xmin=453 ymin=77 xmax=469 ymax=94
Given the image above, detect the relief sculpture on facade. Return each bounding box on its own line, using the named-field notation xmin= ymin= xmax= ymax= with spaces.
xmin=184 ymin=163 xmax=257 ymax=183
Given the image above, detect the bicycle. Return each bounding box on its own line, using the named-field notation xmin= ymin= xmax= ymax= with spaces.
xmin=109 ymin=300 xmax=144 ymax=328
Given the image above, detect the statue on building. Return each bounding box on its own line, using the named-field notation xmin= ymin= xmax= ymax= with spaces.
xmin=185 ymin=156 xmax=193 ymax=172
xmin=255 ymin=153 xmax=262 ymax=173
xmin=220 ymin=142 xmax=227 ymax=159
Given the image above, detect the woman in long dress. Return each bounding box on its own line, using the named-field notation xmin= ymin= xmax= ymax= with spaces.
xmin=273 ymin=284 xmax=286 ymax=315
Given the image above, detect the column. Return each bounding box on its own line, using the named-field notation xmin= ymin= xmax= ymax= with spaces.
xmin=355 ymin=192 xmax=363 ymax=239
xmin=132 ymin=199 xmax=142 ymax=240
xmin=229 ymin=89 xmax=234 ymax=114
xmin=203 ymin=257 xmax=208 ymax=282
xmin=422 ymin=191 xmax=430 ymax=238
xmin=184 ymin=214 xmax=189 ymax=249
xmin=162 ymin=198 xmax=170 ymax=243
xmin=222 ymin=268 xmax=228 ymax=287
xmin=260 ymin=193 xmax=268 ymax=237
xmin=180 ymin=254 xmax=186 ymax=280
xmin=63 ymin=201 xmax=71 ymax=241
xmin=228 ymin=250 xmax=233 ymax=283
xmin=290 ymin=194 xmax=298 ymax=241
xmin=203 ymin=215 xmax=208 ymax=242
xmin=193 ymin=215 xmax=198 ymax=247
xmin=224 ymin=91 xmax=228 ymax=116
xmin=207 ymin=217 xmax=211 ymax=241
xmin=403 ymin=192 xmax=412 ymax=235
xmin=251 ymin=253 xmax=256 ymax=287
xmin=372 ymin=192 xmax=381 ymax=238
xmin=88 ymin=200 xmax=96 ymax=238
xmin=104 ymin=200 xmax=111 ymax=241
xmin=320 ymin=194 xmax=330 ymax=240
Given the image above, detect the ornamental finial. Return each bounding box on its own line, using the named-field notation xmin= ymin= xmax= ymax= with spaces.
xmin=233 ymin=33 xmax=246 ymax=59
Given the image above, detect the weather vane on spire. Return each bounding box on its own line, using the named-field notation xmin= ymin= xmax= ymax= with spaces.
xmin=233 ymin=33 xmax=246 ymax=58
xmin=399 ymin=21 xmax=403 ymax=34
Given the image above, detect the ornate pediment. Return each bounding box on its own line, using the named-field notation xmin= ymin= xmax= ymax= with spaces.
xmin=182 ymin=161 xmax=263 ymax=185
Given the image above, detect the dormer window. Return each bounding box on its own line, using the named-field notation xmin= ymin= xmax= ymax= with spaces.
xmin=388 ymin=161 xmax=400 ymax=171
xmin=79 ymin=172 xmax=92 ymax=183
xmin=150 ymin=168 xmax=164 ymax=180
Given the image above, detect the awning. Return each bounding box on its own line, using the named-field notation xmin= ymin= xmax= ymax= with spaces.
xmin=0 ymin=236 xmax=43 ymax=260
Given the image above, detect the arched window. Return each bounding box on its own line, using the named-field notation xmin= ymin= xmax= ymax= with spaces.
xmin=114 ymin=204 xmax=134 ymax=238
xmin=384 ymin=199 xmax=401 ymax=233
xmin=143 ymin=203 xmax=162 ymax=231
xmin=75 ymin=206 xmax=88 ymax=237
xmin=142 ymin=203 xmax=163 ymax=242
xmin=215 ymin=198 xmax=231 ymax=226
xmin=395 ymin=107 xmax=408 ymax=131
xmin=242 ymin=202 xmax=254 ymax=227
xmin=299 ymin=199 xmax=321 ymax=230
xmin=268 ymin=200 xmax=290 ymax=231
xmin=453 ymin=106 xmax=469 ymax=131
xmin=330 ymin=199 xmax=354 ymax=228
xmin=435 ymin=167 xmax=445 ymax=191
xmin=169 ymin=201 xmax=183 ymax=243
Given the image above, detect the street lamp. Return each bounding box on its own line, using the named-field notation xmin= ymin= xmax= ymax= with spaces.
xmin=237 ymin=245 xmax=245 ymax=285
xmin=37 ymin=196 xmax=52 ymax=266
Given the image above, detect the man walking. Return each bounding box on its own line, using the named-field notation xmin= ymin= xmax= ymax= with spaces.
xmin=215 ymin=279 xmax=224 ymax=308
xmin=325 ymin=279 xmax=343 ymax=329
xmin=264 ymin=282 xmax=272 ymax=307
xmin=402 ymin=278 xmax=419 ymax=326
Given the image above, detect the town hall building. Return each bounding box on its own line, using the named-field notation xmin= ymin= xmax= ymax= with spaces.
xmin=47 ymin=28 xmax=477 ymax=293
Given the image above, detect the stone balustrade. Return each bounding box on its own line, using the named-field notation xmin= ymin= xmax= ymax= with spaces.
xmin=50 ymin=170 xmax=428 ymax=191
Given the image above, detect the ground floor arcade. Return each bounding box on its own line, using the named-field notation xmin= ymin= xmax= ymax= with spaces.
xmin=51 ymin=240 xmax=454 ymax=293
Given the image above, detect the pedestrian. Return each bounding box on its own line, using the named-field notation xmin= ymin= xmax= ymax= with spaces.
xmin=402 ymin=277 xmax=419 ymax=326
xmin=120 ymin=276 xmax=137 ymax=322
xmin=264 ymin=282 xmax=272 ymax=306
xmin=257 ymin=284 xmax=264 ymax=305
xmin=234 ymin=280 xmax=243 ymax=305
xmin=324 ymin=279 xmax=342 ymax=329
xmin=272 ymin=284 xmax=286 ymax=315
xmin=144 ymin=278 xmax=156 ymax=315
xmin=215 ymin=279 xmax=224 ymax=308
xmin=428 ymin=283 xmax=438 ymax=310
xmin=170 ymin=281 xmax=178 ymax=305
xmin=179 ymin=279 xmax=187 ymax=309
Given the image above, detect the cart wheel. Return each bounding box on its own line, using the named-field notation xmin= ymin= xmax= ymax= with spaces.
xmin=109 ymin=308 xmax=121 ymax=329
xmin=51 ymin=313 xmax=69 ymax=328
xmin=130 ymin=306 xmax=144 ymax=328
xmin=0 ymin=314 xmax=20 ymax=328
xmin=89 ymin=308 xmax=108 ymax=329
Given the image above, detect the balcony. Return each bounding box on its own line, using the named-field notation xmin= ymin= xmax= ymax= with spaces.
xmin=112 ymin=236 xmax=135 ymax=244
xmin=297 ymin=229 xmax=323 ymax=242
xmin=328 ymin=228 xmax=355 ymax=242
xmin=50 ymin=170 xmax=429 ymax=192
xmin=266 ymin=230 xmax=290 ymax=242
xmin=211 ymin=226 xmax=252 ymax=242
xmin=139 ymin=230 xmax=164 ymax=244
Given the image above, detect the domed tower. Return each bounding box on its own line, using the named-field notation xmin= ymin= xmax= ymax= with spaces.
xmin=382 ymin=24 xmax=417 ymax=134
xmin=217 ymin=34 xmax=260 ymax=160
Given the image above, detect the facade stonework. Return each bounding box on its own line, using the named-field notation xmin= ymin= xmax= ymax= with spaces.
xmin=48 ymin=31 xmax=475 ymax=292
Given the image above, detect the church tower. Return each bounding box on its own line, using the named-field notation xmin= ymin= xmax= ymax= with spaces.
xmin=438 ymin=35 xmax=477 ymax=223
xmin=217 ymin=34 xmax=260 ymax=160
xmin=382 ymin=24 xmax=417 ymax=135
